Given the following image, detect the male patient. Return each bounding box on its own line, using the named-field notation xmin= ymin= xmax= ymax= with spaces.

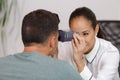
xmin=0 ymin=9 xmax=82 ymax=80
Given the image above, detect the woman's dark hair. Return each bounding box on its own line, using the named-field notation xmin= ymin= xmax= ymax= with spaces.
xmin=69 ymin=7 xmax=105 ymax=38
xmin=22 ymin=9 xmax=60 ymax=46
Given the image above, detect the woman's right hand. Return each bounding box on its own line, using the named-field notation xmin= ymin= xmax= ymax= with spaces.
xmin=71 ymin=33 xmax=86 ymax=72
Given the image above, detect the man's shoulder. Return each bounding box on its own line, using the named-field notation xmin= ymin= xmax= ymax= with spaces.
xmin=48 ymin=58 xmax=82 ymax=80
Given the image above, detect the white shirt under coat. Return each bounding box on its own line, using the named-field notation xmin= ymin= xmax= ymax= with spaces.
xmin=58 ymin=37 xmax=119 ymax=80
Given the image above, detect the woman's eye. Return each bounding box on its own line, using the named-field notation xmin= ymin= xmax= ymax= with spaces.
xmin=83 ymin=33 xmax=89 ymax=36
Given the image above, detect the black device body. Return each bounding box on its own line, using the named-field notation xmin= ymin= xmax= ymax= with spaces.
xmin=58 ymin=30 xmax=74 ymax=42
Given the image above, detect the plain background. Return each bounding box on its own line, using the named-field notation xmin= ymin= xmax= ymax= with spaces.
xmin=18 ymin=0 xmax=120 ymax=30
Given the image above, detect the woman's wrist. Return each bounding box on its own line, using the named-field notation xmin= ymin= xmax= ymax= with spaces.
xmin=76 ymin=59 xmax=85 ymax=73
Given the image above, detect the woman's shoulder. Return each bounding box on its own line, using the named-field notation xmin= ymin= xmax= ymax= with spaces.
xmin=98 ymin=38 xmax=119 ymax=53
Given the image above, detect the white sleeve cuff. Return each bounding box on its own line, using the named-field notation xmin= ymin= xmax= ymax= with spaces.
xmin=80 ymin=65 xmax=93 ymax=80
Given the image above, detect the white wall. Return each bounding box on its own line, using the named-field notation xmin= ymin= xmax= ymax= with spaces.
xmin=19 ymin=0 xmax=120 ymax=30
xmin=0 ymin=0 xmax=120 ymax=56
xmin=119 ymin=8 xmax=120 ymax=19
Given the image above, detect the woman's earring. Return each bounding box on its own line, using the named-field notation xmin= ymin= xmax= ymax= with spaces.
xmin=96 ymin=34 xmax=98 ymax=36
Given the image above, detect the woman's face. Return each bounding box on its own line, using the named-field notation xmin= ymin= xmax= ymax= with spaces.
xmin=70 ymin=16 xmax=98 ymax=54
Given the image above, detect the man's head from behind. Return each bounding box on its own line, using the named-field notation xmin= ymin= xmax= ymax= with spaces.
xmin=22 ymin=9 xmax=60 ymax=57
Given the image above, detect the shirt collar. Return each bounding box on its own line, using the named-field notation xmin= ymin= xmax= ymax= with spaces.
xmin=85 ymin=37 xmax=100 ymax=63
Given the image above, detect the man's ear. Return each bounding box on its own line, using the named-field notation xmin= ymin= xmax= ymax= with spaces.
xmin=49 ymin=36 xmax=56 ymax=49
xmin=95 ymin=24 xmax=99 ymax=35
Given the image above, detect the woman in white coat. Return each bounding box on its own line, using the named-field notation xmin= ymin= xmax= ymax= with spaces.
xmin=58 ymin=7 xmax=119 ymax=80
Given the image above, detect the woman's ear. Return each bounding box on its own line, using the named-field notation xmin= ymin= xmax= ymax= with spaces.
xmin=95 ymin=24 xmax=99 ymax=36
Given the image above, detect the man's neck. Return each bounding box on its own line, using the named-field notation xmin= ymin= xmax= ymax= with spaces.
xmin=23 ymin=45 xmax=49 ymax=56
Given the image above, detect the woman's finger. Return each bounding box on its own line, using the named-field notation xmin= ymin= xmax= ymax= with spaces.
xmin=73 ymin=33 xmax=79 ymax=47
xmin=71 ymin=39 xmax=76 ymax=49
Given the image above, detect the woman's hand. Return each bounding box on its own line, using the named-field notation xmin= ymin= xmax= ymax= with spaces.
xmin=72 ymin=33 xmax=86 ymax=72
